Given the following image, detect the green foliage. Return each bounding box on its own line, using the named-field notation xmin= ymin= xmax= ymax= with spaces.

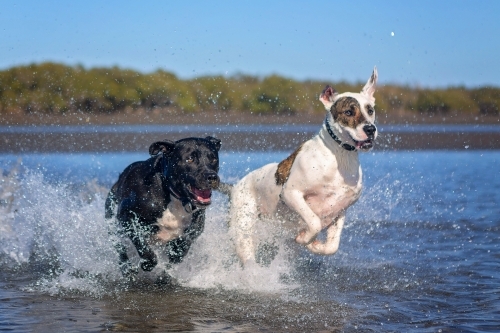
xmin=244 ymin=76 xmax=302 ymax=114
xmin=1 ymin=62 xmax=499 ymax=116
xmin=406 ymin=88 xmax=477 ymax=114
xmin=470 ymin=87 xmax=500 ymax=115
xmin=190 ymin=76 xmax=235 ymax=111
xmin=412 ymin=90 xmax=453 ymax=113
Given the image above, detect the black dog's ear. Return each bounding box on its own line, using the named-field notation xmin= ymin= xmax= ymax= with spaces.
xmin=149 ymin=140 xmax=175 ymax=156
xmin=205 ymin=136 xmax=221 ymax=152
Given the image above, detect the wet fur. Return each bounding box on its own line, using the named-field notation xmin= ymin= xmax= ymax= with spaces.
xmin=228 ymin=67 xmax=378 ymax=265
xmin=105 ymin=137 xmax=221 ymax=277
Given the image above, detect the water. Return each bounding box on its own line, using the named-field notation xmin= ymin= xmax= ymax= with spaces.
xmin=1 ymin=123 xmax=498 ymax=134
xmin=1 ymin=147 xmax=499 ymax=332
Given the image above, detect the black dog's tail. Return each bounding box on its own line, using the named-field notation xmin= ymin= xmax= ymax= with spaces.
xmin=217 ymin=182 xmax=233 ymax=198
xmin=105 ymin=186 xmax=118 ymax=219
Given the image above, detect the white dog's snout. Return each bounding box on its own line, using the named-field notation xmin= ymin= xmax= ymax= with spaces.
xmin=363 ymin=124 xmax=377 ymax=139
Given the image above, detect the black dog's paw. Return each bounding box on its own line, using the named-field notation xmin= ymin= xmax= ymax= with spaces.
xmin=166 ymin=238 xmax=190 ymax=264
xmin=140 ymin=257 xmax=158 ymax=271
xmin=138 ymin=249 xmax=158 ymax=271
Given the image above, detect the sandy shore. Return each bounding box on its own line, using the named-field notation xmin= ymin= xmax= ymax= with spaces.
xmin=1 ymin=126 xmax=499 ymax=153
xmin=1 ymin=111 xmax=499 ymax=152
xmin=1 ymin=109 xmax=499 ymax=126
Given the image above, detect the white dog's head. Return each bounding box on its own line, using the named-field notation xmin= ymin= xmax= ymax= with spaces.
xmin=320 ymin=67 xmax=378 ymax=151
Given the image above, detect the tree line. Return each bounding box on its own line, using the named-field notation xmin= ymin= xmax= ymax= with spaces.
xmin=0 ymin=62 xmax=498 ymax=116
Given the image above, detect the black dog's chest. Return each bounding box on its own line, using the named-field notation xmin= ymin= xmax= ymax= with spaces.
xmin=150 ymin=200 xmax=193 ymax=244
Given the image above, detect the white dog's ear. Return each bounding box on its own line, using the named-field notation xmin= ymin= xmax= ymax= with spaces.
xmin=319 ymin=85 xmax=338 ymax=110
xmin=361 ymin=66 xmax=378 ymax=102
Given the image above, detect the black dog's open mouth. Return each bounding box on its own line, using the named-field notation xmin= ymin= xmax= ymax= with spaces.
xmin=354 ymin=139 xmax=373 ymax=150
xmin=187 ymin=185 xmax=212 ymax=205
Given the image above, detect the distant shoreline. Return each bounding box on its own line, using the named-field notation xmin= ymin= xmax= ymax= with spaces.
xmin=1 ymin=121 xmax=499 ymax=153
xmin=2 ymin=110 xmax=499 ymax=153
xmin=1 ymin=109 xmax=499 ymax=127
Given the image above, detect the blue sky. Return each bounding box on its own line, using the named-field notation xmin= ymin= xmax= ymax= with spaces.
xmin=1 ymin=1 xmax=499 ymax=88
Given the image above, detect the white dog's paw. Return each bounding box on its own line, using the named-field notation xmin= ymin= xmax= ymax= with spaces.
xmin=295 ymin=230 xmax=316 ymax=245
xmin=306 ymin=240 xmax=339 ymax=255
xmin=306 ymin=240 xmax=325 ymax=253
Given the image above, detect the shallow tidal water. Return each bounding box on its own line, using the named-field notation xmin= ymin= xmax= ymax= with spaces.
xmin=1 ymin=146 xmax=499 ymax=332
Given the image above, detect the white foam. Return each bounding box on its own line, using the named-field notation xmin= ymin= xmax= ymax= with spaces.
xmin=169 ymin=194 xmax=297 ymax=293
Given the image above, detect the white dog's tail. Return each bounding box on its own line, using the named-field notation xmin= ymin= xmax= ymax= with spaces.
xmin=217 ymin=182 xmax=233 ymax=198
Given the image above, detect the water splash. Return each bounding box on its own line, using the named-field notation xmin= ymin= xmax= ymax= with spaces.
xmin=0 ymin=156 xmax=421 ymax=298
xmin=0 ymin=166 xmax=296 ymax=296
xmin=0 ymin=159 xmax=22 ymax=263
xmin=170 ymin=198 xmax=297 ymax=292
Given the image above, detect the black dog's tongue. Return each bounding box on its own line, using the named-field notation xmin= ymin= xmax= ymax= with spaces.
xmin=192 ymin=188 xmax=212 ymax=204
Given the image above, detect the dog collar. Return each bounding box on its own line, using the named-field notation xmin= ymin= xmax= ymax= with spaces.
xmin=325 ymin=119 xmax=356 ymax=151
xmin=168 ymin=186 xmax=182 ymax=201
xmin=169 ymin=186 xmax=196 ymax=213
xmin=160 ymin=153 xmax=168 ymax=179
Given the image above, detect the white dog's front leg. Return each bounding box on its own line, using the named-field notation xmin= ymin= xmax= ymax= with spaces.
xmin=306 ymin=212 xmax=345 ymax=255
xmin=281 ymin=189 xmax=322 ymax=245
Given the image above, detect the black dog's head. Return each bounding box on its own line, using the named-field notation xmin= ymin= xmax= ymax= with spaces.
xmin=149 ymin=136 xmax=221 ymax=208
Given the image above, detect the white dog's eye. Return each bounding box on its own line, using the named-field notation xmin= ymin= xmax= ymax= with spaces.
xmin=368 ymin=108 xmax=374 ymax=115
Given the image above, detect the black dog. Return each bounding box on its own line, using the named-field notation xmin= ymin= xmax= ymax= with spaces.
xmin=105 ymin=136 xmax=221 ymax=277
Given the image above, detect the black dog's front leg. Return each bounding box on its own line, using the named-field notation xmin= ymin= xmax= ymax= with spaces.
xmin=117 ymin=197 xmax=158 ymax=272
xmin=125 ymin=220 xmax=158 ymax=271
xmin=113 ymin=239 xmax=139 ymax=278
xmin=165 ymin=209 xmax=205 ymax=264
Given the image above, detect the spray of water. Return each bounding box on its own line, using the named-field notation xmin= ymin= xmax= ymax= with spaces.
xmin=0 ymin=156 xmax=415 ymax=299
xmin=0 ymin=166 xmax=296 ymax=296
xmin=170 ymin=198 xmax=297 ymax=292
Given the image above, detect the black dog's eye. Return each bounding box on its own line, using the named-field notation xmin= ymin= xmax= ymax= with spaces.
xmin=206 ymin=154 xmax=217 ymax=164
xmin=186 ymin=157 xmax=194 ymax=163
xmin=344 ymin=110 xmax=353 ymax=116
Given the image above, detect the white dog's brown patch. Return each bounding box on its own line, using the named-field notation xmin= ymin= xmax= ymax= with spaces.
xmin=275 ymin=143 xmax=304 ymax=185
xmin=330 ymin=96 xmax=367 ymax=129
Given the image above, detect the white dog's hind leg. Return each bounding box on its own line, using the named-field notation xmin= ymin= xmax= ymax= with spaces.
xmin=229 ymin=186 xmax=259 ymax=264
xmin=306 ymin=212 xmax=345 ymax=255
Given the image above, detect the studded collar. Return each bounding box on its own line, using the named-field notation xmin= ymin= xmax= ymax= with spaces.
xmin=324 ymin=118 xmax=356 ymax=152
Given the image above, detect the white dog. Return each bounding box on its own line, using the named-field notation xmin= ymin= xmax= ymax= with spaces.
xmin=228 ymin=67 xmax=378 ymax=265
